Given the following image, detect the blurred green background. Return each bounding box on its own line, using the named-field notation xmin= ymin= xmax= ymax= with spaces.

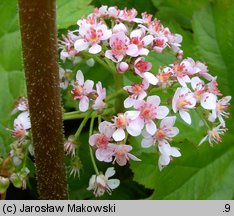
xmin=0 ymin=0 xmax=234 ymax=199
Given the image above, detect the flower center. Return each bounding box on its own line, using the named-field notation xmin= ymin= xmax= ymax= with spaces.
xmin=112 ymin=39 xmax=126 ymax=55
xmin=135 ymin=60 xmax=150 ymax=73
xmin=155 ymin=129 xmax=166 ymax=140
xmin=131 ymin=83 xmax=143 ymax=95
xmin=115 ymin=114 xmax=127 ymax=128
xmin=141 ymin=107 xmax=152 ymax=119
xmin=72 ymin=85 xmax=83 ymax=98
xmin=96 ymin=134 xmax=109 ymax=148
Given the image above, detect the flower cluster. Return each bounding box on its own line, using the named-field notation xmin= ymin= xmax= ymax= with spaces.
xmin=0 ymin=97 xmax=32 ymax=195
xmin=58 ymin=5 xmax=231 ymax=197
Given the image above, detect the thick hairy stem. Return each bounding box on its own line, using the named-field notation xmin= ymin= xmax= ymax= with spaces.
xmin=18 ymin=0 xmax=68 ymax=199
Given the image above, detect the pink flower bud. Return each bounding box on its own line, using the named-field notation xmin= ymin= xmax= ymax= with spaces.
xmin=117 ymin=62 xmax=129 ymax=73
xmin=176 ymin=50 xmax=184 ymax=60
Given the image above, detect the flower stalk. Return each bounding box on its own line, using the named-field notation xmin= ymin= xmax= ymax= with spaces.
xmin=18 ymin=0 xmax=68 ymax=199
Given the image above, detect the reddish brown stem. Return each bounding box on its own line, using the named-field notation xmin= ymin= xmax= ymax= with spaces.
xmin=18 ymin=0 xmax=68 ymax=199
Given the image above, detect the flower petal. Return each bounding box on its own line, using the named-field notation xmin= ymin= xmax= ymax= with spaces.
xmin=146 ymin=120 xmax=156 ymax=135
xmin=144 ymin=72 xmax=158 ymax=85
xmin=113 ymin=128 xmax=125 ymax=141
xmin=156 ymin=106 xmax=169 ymax=119
xmin=79 ymin=96 xmax=89 ymax=112
xmin=74 ymin=39 xmax=89 ymax=52
xmin=89 ymin=44 xmax=102 ymax=54
xmin=201 ymin=93 xmax=217 ymax=110
xmin=179 ymin=109 xmax=191 ymax=124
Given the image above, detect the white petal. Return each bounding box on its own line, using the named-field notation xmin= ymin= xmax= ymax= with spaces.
xmin=79 ymin=96 xmax=89 ymax=112
xmin=126 ymin=44 xmax=138 ymax=56
xmin=113 ymin=128 xmax=125 ymax=141
xmin=160 ymin=116 xmax=176 ymax=128
xmin=179 ymin=109 xmax=191 ymax=124
xmin=159 ymin=154 xmax=170 ymax=166
xmin=89 ymin=44 xmax=102 ymax=54
xmin=105 ymin=167 xmax=115 ymax=178
xmin=147 ymin=95 xmax=161 ymax=106
xmin=201 ymin=93 xmax=217 ymax=110
xmin=84 ymin=80 xmax=94 ymax=94
xmin=144 ymin=72 xmax=158 ymax=85
xmin=141 ymin=138 xmax=154 ymax=148
xmin=156 ymin=106 xmax=169 ymax=119
xmin=107 ymin=179 xmax=120 ymax=189
xmin=124 ymin=97 xmax=135 ymax=108
xmin=76 ymin=70 xmax=84 ymax=85
xmin=128 ymin=153 xmax=141 ymax=161
xmin=171 ymin=147 xmax=181 ymax=157
xmin=74 ymin=39 xmax=89 ymax=52
xmin=146 ymin=120 xmax=156 ymax=135
xmin=142 ymin=35 xmax=154 ymax=45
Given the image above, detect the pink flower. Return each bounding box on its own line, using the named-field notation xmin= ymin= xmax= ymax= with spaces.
xmin=89 ymin=121 xmax=115 ymax=162
xmin=59 ymin=31 xmax=79 ymax=61
xmin=208 ymin=96 xmax=231 ymax=126
xmin=172 ymin=87 xmax=196 ymax=124
xmin=92 ymin=82 xmax=106 ymax=112
xmin=109 ymin=144 xmax=141 ymax=166
xmin=111 ymin=111 xmax=141 ymax=141
xmin=75 ymin=18 xmax=112 ymax=54
xmin=207 ymin=78 xmax=222 ymax=96
xmin=71 ymin=70 xmax=94 ymax=112
xmin=196 ymin=61 xmax=214 ymax=81
xmin=89 ymin=121 xmax=114 ymax=149
xmin=167 ymin=33 xmax=183 ymax=54
xmin=131 ymin=96 xmax=169 ymax=135
xmin=152 ymin=36 xmax=168 ymax=53
xmin=123 ymin=80 xmax=149 ymax=108
xmin=129 ymin=29 xmax=154 ymax=56
xmin=87 ymin=167 xmax=120 ymax=197
xmin=105 ymin=32 xmax=138 ymax=62
xmin=157 ymin=67 xmax=173 ymax=87
xmin=12 ymin=112 xmax=31 ymax=141
xmin=171 ymin=61 xmax=191 ymax=87
xmin=118 ymin=8 xmax=138 ymax=22
xmin=181 ymin=58 xmax=201 ymax=76
xmin=134 ymin=57 xmax=158 ymax=85
xmin=141 ymin=116 xmax=179 ymax=147
xmin=199 ymin=124 xmax=227 ymax=146
xmin=11 ymin=97 xmax=28 ymax=115
xmin=191 ymin=76 xmax=217 ymax=110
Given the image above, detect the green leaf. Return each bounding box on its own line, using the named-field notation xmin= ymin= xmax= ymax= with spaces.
xmin=153 ymin=0 xmax=210 ymax=29
xmin=0 ymin=0 xmax=26 ymax=156
xmin=130 ymin=0 xmax=234 ymax=199
xmin=192 ymin=0 xmax=234 ymax=102
xmin=57 ymin=0 xmax=94 ymax=29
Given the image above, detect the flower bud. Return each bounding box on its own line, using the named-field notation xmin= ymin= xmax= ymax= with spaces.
xmin=117 ymin=62 xmax=129 ymax=73
xmin=176 ymin=50 xmax=183 ymax=60
xmin=0 ymin=177 xmax=10 ymax=194
xmin=10 ymin=173 xmax=22 ymax=188
xmin=86 ymin=58 xmax=95 ymax=67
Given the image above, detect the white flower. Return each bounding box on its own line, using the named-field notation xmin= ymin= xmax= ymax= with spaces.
xmin=172 ymin=87 xmax=196 ymax=124
xmin=12 ymin=112 xmax=31 ymax=140
xmin=158 ymin=142 xmax=181 ymax=171
xmin=191 ymin=76 xmax=217 ymax=110
xmin=87 ymin=167 xmax=120 ymax=197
